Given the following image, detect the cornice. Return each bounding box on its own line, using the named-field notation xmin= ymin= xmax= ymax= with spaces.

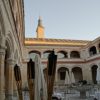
xmin=25 ymin=38 xmax=90 ymax=47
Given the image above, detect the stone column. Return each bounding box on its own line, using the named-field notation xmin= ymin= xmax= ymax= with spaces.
xmin=5 ymin=58 xmax=15 ymax=100
xmin=82 ymin=67 xmax=87 ymax=81
xmin=0 ymin=47 xmax=6 ymax=100
xmin=41 ymin=51 xmax=44 ymax=58
xmin=88 ymin=67 xmax=92 ymax=83
xmin=68 ymin=68 xmax=72 ymax=83
xmin=68 ymin=51 xmax=70 ymax=59
xmin=96 ymin=44 xmax=99 ymax=54
xmin=55 ymin=69 xmax=58 ymax=83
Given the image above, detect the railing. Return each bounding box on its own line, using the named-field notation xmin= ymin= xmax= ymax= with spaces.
xmin=53 ymin=82 xmax=100 ymax=100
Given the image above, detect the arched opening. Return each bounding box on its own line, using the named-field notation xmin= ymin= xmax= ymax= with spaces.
xmin=0 ymin=6 xmax=5 ymax=37
xmin=89 ymin=46 xmax=97 ymax=56
xmin=70 ymin=51 xmax=80 ymax=58
xmin=98 ymin=43 xmax=100 ymax=52
xmin=29 ymin=50 xmax=41 ymax=60
xmin=91 ymin=65 xmax=98 ymax=84
xmin=43 ymin=50 xmax=52 ymax=59
xmin=58 ymin=67 xmax=69 ymax=81
xmin=4 ymin=36 xmax=15 ymax=99
xmin=57 ymin=51 xmax=68 ymax=59
xmin=72 ymin=67 xmax=83 ymax=82
xmin=4 ymin=41 xmax=12 ymax=98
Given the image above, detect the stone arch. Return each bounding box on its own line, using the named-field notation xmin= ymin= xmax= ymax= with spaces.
xmin=0 ymin=6 xmax=6 ymax=48
xmin=43 ymin=50 xmax=52 ymax=58
xmin=57 ymin=50 xmax=68 ymax=58
xmin=29 ymin=50 xmax=41 ymax=55
xmin=70 ymin=51 xmax=80 ymax=58
xmin=89 ymin=46 xmax=97 ymax=56
xmin=91 ymin=65 xmax=98 ymax=84
xmin=4 ymin=40 xmax=12 ymax=79
xmin=14 ymin=49 xmax=19 ymax=64
xmin=29 ymin=50 xmax=41 ymax=60
xmin=58 ymin=67 xmax=69 ymax=81
xmin=5 ymin=41 xmax=12 ymax=59
xmin=13 ymin=50 xmax=19 ymax=96
xmin=72 ymin=67 xmax=83 ymax=82
xmin=5 ymin=33 xmax=15 ymax=58
xmin=0 ymin=6 xmax=5 ymax=37
xmin=98 ymin=43 xmax=100 ymax=52
xmin=4 ymin=32 xmax=15 ymax=98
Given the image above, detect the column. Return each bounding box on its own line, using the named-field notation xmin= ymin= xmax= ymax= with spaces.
xmin=82 ymin=67 xmax=87 ymax=81
xmin=41 ymin=51 xmax=44 ymax=58
xmin=13 ymin=78 xmax=18 ymax=98
xmin=55 ymin=69 xmax=58 ymax=83
xmin=96 ymin=44 xmax=99 ymax=54
xmin=5 ymin=58 xmax=15 ymax=100
xmin=88 ymin=67 xmax=92 ymax=83
xmin=68 ymin=68 xmax=72 ymax=83
xmin=68 ymin=51 xmax=70 ymax=59
xmin=0 ymin=47 xmax=5 ymax=100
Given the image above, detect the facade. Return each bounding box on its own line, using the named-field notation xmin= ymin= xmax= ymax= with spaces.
xmin=0 ymin=0 xmax=100 ymax=100
xmin=0 ymin=0 xmax=24 ymax=100
xmin=24 ymin=18 xmax=100 ymax=86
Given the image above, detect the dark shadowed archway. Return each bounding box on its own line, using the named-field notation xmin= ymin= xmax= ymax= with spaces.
xmin=89 ymin=46 xmax=97 ymax=56
xmin=70 ymin=51 xmax=80 ymax=58
xmin=91 ymin=65 xmax=98 ymax=84
xmin=57 ymin=50 xmax=68 ymax=58
xmin=58 ymin=67 xmax=69 ymax=81
xmin=72 ymin=67 xmax=83 ymax=82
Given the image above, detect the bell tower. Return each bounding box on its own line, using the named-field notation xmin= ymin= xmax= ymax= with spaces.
xmin=36 ymin=16 xmax=45 ymax=38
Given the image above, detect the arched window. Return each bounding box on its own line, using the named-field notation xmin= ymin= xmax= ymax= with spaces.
xmin=43 ymin=50 xmax=52 ymax=59
xmin=91 ymin=65 xmax=98 ymax=84
xmin=72 ymin=67 xmax=83 ymax=82
xmin=29 ymin=51 xmax=41 ymax=60
xmin=58 ymin=67 xmax=69 ymax=81
xmin=89 ymin=46 xmax=97 ymax=56
xmin=57 ymin=51 xmax=67 ymax=59
xmin=70 ymin=51 xmax=80 ymax=58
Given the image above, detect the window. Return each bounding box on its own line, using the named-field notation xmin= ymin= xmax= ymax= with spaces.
xmin=58 ymin=67 xmax=69 ymax=81
xmin=29 ymin=51 xmax=41 ymax=60
xmin=70 ymin=51 xmax=80 ymax=58
xmin=60 ymin=71 xmax=66 ymax=80
xmin=98 ymin=44 xmax=100 ymax=52
xmin=43 ymin=50 xmax=52 ymax=58
xmin=89 ymin=46 xmax=97 ymax=56
xmin=57 ymin=51 xmax=68 ymax=59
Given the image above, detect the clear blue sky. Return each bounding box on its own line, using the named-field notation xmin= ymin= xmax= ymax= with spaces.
xmin=24 ymin=0 xmax=100 ymax=40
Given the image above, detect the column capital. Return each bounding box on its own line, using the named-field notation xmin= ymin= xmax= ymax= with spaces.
xmin=88 ymin=67 xmax=91 ymax=71
xmin=68 ymin=68 xmax=72 ymax=72
xmin=6 ymin=58 xmax=15 ymax=65
xmin=0 ymin=45 xmax=6 ymax=55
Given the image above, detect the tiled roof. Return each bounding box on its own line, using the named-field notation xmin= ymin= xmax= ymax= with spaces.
xmin=25 ymin=38 xmax=91 ymax=46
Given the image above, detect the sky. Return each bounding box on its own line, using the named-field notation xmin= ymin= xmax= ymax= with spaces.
xmin=24 ymin=0 xmax=100 ymax=40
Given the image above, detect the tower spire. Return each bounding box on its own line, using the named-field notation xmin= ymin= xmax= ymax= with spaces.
xmin=36 ymin=16 xmax=45 ymax=38
xmin=38 ymin=16 xmax=43 ymax=27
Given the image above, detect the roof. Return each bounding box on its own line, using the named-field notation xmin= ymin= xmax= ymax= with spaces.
xmin=25 ymin=38 xmax=91 ymax=46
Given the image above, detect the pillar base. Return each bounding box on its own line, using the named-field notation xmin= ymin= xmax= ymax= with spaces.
xmin=0 ymin=91 xmax=5 ymax=100
xmin=5 ymin=94 xmax=13 ymax=100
